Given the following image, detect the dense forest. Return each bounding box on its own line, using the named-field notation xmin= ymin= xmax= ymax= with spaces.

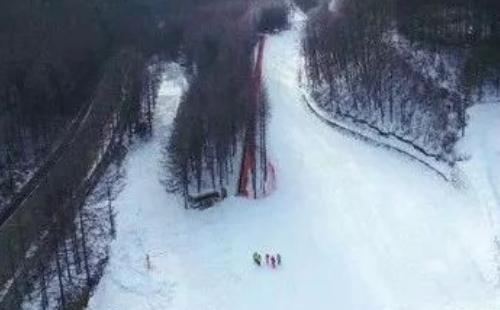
xmin=0 ymin=0 xmax=196 ymax=215
xmin=302 ymin=0 xmax=500 ymax=163
xmin=167 ymin=0 xmax=289 ymax=206
xmin=0 ymin=0 xmax=193 ymax=308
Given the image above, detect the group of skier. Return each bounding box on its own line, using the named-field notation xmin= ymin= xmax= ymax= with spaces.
xmin=253 ymin=252 xmax=281 ymax=268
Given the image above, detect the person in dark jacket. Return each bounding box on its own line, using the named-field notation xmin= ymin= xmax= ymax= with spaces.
xmin=276 ymin=253 xmax=281 ymax=265
xmin=271 ymin=255 xmax=276 ymax=268
xmin=253 ymin=252 xmax=262 ymax=266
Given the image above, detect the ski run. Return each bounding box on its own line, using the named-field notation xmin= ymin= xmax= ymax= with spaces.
xmin=87 ymin=11 xmax=500 ymax=310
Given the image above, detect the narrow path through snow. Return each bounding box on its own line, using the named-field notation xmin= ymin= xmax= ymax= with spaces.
xmin=88 ymin=12 xmax=499 ymax=310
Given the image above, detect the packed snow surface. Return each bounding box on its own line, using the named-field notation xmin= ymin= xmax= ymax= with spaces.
xmin=87 ymin=12 xmax=500 ymax=310
xmin=457 ymin=102 xmax=500 ymax=235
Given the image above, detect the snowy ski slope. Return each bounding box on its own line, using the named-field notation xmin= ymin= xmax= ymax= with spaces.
xmin=87 ymin=11 xmax=500 ymax=310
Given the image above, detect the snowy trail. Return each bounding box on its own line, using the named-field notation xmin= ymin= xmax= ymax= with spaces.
xmin=88 ymin=12 xmax=499 ymax=310
xmin=262 ymin=12 xmax=498 ymax=309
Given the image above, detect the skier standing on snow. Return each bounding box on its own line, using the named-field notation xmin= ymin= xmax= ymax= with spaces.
xmin=271 ymin=255 xmax=276 ymax=268
xmin=276 ymin=253 xmax=281 ymax=265
xmin=266 ymin=254 xmax=270 ymax=265
xmin=253 ymin=252 xmax=262 ymax=266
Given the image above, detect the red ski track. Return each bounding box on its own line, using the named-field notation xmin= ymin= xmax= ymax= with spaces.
xmin=238 ymin=35 xmax=275 ymax=199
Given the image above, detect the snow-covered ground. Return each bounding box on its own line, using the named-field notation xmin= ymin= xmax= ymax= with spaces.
xmin=457 ymin=102 xmax=500 ymax=236
xmin=87 ymin=12 xmax=500 ymax=310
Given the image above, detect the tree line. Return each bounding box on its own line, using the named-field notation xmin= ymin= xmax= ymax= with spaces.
xmin=0 ymin=50 xmax=165 ymax=309
xmin=302 ymin=0 xmax=500 ymax=163
xmin=0 ymin=0 xmax=195 ymax=308
xmin=0 ymin=0 xmax=189 ymax=213
xmin=167 ymin=0 xmax=289 ymax=206
xmin=2 ymin=159 xmax=125 ymax=310
xmin=396 ymin=0 xmax=500 ymax=100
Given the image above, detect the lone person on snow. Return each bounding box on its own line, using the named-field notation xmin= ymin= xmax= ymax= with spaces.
xmin=253 ymin=252 xmax=262 ymax=266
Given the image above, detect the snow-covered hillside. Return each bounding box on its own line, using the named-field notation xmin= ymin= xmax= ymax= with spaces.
xmin=87 ymin=11 xmax=500 ymax=310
